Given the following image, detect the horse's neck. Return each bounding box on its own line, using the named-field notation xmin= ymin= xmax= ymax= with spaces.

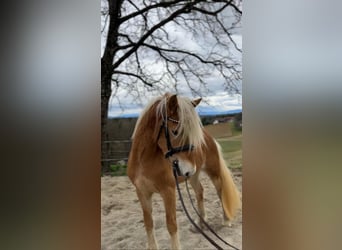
xmin=134 ymin=128 xmax=156 ymax=148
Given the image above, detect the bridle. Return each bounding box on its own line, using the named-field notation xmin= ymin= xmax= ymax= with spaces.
xmin=156 ymin=116 xmax=240 ymax=250
xmin=157 ymin=117 xmax=195 ymax=164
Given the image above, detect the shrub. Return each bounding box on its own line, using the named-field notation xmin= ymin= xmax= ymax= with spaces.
xmin=109 ymin=164 xmax=127 ymax=176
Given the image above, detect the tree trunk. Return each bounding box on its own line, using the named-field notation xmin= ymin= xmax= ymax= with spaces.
xmin=101 ymin=61 xmax=112 ymax=172
xmin=101 ymin=75 xmax=111 ymax=143
xmin=101 ymin=0 xmax=123 ymax=172
xmin=101 ymin=75 xmax=111 ymax=172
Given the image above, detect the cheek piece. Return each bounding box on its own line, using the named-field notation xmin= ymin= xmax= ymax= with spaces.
xmin=156 ymin=119 xmax=194 ymax=177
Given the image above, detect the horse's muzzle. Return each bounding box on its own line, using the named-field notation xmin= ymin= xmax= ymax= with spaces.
xmin=173 ymin=159 xmax=196 ymax=177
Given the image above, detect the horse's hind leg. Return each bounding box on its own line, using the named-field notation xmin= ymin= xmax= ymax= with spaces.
xmin=206 ymin=172 xmax=231 ymax=226
xmin=189 ymin=172 xmax=206 ymax=228
xmin=136 ymin=189 xmax=158 ymax=250
xmin=160 ymin=187 xmax=180 ymax=250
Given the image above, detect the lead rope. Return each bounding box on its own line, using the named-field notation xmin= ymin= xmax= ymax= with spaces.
xmin=173 ymin=167 xmax=224 ymax=250
xmin=172 ymin=163 xmax=240 ymax=250
xmin=185 ymin=179 xmax=240 ymax=250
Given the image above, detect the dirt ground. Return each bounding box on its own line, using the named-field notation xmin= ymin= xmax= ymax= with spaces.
xmin=101 ymin=172 xmax=242 ymax=250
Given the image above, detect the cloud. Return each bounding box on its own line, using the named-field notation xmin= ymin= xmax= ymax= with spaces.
xmin=108 ymin=93 xmax=242 ymax=118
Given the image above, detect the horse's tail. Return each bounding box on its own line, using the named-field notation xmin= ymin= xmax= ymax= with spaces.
xmin=216 ymin=141 xmax=241 ymax=220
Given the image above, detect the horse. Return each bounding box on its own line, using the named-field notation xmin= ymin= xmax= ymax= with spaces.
xmin=127 ymin=93 xmax=241 ymax=250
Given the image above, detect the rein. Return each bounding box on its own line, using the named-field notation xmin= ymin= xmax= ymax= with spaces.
xmin=173 ymin=164 xmax=240 ymax=250
xmin=184 ymin=178 xmax=240 ymax=250
xmin=159 ymin=117 xmax=240 ymax=250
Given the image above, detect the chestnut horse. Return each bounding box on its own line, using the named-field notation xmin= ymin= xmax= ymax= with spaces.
xmin=127 ymin=93 xmax=241 ymax=250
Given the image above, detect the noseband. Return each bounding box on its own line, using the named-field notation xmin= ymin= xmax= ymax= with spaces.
xmin=157 ymin=117 xmax=194 ymax=176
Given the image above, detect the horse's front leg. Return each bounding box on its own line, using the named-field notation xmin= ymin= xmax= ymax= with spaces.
xmin=136 ymin=189 xmax=158 ymax=250
xmin=161 ymin=187 xmax=181 ymax=250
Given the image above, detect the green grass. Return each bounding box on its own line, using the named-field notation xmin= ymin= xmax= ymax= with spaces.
xmin=219 ymin=140 xmax=241 ymax=153
xmin=217 ymin=139 xmax=242 ymax=170
xmin=109 ymin=164 xmax=127 ymax=176
xmin=216 ymin=123 xmax=242 ymax=170
xmin=229 ymin=122 xmax=242 ymax=137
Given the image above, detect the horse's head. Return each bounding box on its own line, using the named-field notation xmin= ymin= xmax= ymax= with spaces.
xmin=156 ymin=94 xmax=204 ymax=177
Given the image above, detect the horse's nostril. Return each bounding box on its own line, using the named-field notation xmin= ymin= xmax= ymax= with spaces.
xmin=185 ymin=172 xmax=190 ymax=177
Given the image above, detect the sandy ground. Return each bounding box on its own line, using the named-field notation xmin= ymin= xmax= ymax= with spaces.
xmin=101 ymin=172 xmax=242 ymax=250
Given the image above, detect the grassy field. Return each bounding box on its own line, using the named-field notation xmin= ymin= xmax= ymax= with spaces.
xmin=106 ymin=122 xmax=242 ymax=176
xmin=204 ymin=122 xmax=233 ymax=138
xmin=205 ymin=122 xmax=242 ymax=170
xmin=216 ymin=136 xmax=242 ymax=169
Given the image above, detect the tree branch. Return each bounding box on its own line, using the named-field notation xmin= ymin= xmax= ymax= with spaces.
xmin=211 ymin=0 xmax=242 ymax=15
xmin=192 ymin=2 xmax=230 ymax=16
xmin=112 ymin=2 xmax=198 ymax=71
xmin=113 ymin=70 xmax=153 ymax=87
xmin=142 ymin=43 xmax=228 ymax=66
xmin=120 ymin=0 xmax=188 ymax=24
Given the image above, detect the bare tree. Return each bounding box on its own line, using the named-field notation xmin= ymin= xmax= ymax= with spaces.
xmin=101 ymin=0 xmax=242 ymax=141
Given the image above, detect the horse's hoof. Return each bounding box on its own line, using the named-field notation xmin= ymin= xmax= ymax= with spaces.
xmin=222 ymin=220 xmax=232 ymax=227
xmin=147 ymin=243 xmax=159 ymax=250
xmin=189 ymin=224 xmax=202 ymax=233
xmin=189 ymin=224 xmax=198 ymax=233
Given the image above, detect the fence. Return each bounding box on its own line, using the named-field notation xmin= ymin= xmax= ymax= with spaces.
xmin=101 ymin=139 xmax=131 ymax=172
xmin=101 ymin=118 xmax=137 ymax=173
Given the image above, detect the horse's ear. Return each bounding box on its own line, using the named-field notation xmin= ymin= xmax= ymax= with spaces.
xmin=191 ymin=98 xmax=202 ymax=107
xmin=167 ymin=94 xmax=178 ymax=115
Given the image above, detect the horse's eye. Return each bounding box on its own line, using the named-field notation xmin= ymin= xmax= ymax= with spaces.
xmin=172 ymin=130 xmax=178 ymax=136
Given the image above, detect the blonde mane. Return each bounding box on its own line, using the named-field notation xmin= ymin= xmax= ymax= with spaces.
xmin=132 ymin=94 xmax=205 ymax=149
